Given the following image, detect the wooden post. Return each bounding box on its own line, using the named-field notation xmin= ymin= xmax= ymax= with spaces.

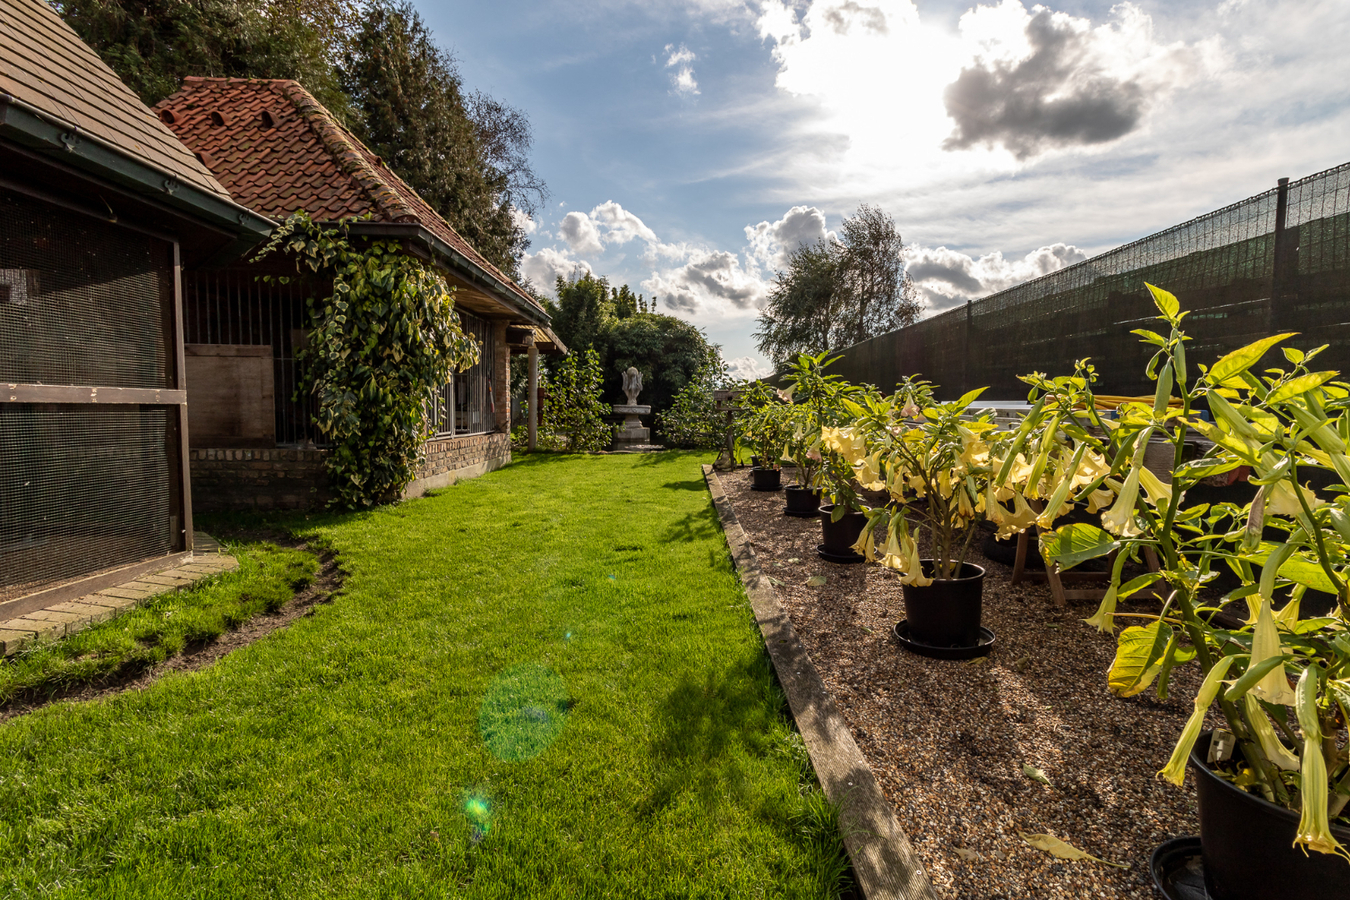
xmin=527 ymin=332 xmax=538 ymax=451
xmin=492 ymin=320 xmax=510 ymax=434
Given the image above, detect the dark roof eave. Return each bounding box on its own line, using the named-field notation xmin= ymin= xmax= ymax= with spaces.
xmin=0 ymin=93 xmax=274 ymax=238
xmin=346 ymin=221 xmax=550 ymax=327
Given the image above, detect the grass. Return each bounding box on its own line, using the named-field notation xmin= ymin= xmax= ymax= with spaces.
xmin=0 ymin=451 xmax=850 ymax=899
xmin=0 ymin=544 xmax=317 ymax=703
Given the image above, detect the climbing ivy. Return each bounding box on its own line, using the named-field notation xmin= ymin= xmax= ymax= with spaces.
xmin=255 ymin=213 xmax=480 ymax=507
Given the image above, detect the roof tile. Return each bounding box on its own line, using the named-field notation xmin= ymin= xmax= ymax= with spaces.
xmin=0 ymin=0 xmax=231 ymax=201
xmin=155 ymin=77 xmax=542 ymax=315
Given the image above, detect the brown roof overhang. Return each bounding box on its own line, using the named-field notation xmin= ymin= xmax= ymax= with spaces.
xmin=0 ymin=92 xmax=274 ymax=242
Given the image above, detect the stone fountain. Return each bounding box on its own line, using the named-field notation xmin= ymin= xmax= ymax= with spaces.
xmin=612 ymin=366 xmax=651 ymax=447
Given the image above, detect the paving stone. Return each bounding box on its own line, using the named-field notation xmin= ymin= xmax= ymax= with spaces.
xmin=49 ymin=601 xmax=118 ymax=624
xmin=9 ymin=617 xmax=64 ymax=641
xmin=98 ymin=585 xmax=157 ymax=601
xmin=24 ymin=609 xmax=86 ymax=627
xmin=87 ymin=592 xmax=139 ymax=612
xmin=139 ymin=573 xmax=194 ymax=588
xmin=0 ymin=629 xmax=33 ymax=656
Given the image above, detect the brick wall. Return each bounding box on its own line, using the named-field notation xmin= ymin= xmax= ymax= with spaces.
xmin=189 ymin=433 xmax=511 ymax=512
xmin=410 ymin=432 xmax=511 ymax=495
xmin=189 ymin=447 xmax=331 ymax=512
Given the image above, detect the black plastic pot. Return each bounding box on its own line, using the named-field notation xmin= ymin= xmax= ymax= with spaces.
xmin=750 ymin=466 xmax=782 ymax=491
xmin=902 ymin=561 xmax=985 ymax=648
xmin=818 ymin=504 xmax=868 ymax=562
xmin=784 ymin=486 xmax=821 ymax=517
xmin=1190 ymin=731 xmax=1350 ymax=900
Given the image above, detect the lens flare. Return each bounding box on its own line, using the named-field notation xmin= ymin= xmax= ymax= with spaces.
xmin=461 ymin=789 xmax=492 ymax=845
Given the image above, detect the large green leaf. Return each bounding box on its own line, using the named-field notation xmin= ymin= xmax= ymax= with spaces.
xmin=1146 ymin=283 xmax=1180 ymax=319
xmin=1041 ymin=523 xmax=1118 ymax=571
xmin=1109 ymin=621 xmax=1173 ymax=697
xmin=1208 ymin=333 xmax=1296 ymax=386
xmin=1267 ymin=371 xmax=1339 ymax=405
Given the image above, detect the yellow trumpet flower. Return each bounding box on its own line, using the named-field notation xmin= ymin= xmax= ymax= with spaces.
xmin=1250 ymin=596 xmax=1298 ymax=706
xmin=1294 ymin=666 xmax=1350 ymax=862
xmin=1101 ymin=465 xmax=1143 ymax=537
xmin=880 ymin=521 xmax=907 ymax=573
xmin=899 ymin=528 xmax=932 ymax=587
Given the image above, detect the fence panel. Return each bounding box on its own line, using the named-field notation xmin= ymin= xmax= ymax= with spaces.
xmin=826 ymin=161 xmax=1350 ymax=400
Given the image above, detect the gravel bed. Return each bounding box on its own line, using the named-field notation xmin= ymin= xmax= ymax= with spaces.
xmin=722 ymin=470 xmax=1208 ymax=900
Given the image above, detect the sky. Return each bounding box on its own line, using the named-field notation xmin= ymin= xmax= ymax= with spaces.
xmin=419 ymin=0 xmax=1350 ymax=380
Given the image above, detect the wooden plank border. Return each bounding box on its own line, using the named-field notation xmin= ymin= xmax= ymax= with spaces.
xmin=702 ymin=465 xmax=938 ymax=900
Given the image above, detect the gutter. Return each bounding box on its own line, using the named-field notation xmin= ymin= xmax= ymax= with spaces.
xmin=0 ymin=92 xmax=274 ymax=238
xmin=347 ymin=221 xmax=551 ymax=328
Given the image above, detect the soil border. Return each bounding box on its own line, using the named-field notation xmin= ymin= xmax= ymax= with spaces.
xmin=0 ymin=537 xmax=343 ymax=723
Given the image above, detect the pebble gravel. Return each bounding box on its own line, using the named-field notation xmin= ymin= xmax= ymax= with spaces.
xmin=723 ymin=471 xmax=1209 ymax=900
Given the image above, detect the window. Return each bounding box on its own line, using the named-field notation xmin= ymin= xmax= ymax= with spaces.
xmin=428 ymin=311 xmax=496 ymax=436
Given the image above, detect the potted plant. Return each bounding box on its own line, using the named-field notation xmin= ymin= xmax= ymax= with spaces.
xmin=1029 ymin=284 xmax=1350 ymax=898
xmin=739 ymin=381 xmax=790 ymax=491
xmin=779 ymin=352 xmax=853 ymax=517
xmin=850 ymin=377 xmax=1015 ymax=655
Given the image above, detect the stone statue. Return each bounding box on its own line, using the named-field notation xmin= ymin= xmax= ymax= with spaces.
xmin=622 ymin=367 xmax=643 ymax=406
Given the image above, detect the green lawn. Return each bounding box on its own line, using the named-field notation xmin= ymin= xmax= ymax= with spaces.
xmin=0 ymin=451 xmax=848 ymax=899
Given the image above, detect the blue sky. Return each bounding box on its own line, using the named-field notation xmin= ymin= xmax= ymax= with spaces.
xmin=419 ymin=0 xmax=1350 ymax=378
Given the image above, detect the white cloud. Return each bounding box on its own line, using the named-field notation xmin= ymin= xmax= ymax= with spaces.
xmin=643 ymin=248 xmax=769 ymax=315
xmin=726 ymin=355 xmax=773 ymax=381
xmin=903 ymin=242 xmax=1087 ymax=313
xmin=744 ymin=205 xmax=831 ymax=274
xmin=510 ymin=207 xmax=537 ymax=236
xmin=558 ymin=211 xmax=604 ymax=255
xmin=521 ymin=247 xmax=592 ymax=293
xmin=664 ymin=41 xmax=700 ymax=96
xmin=750 ymin=0 xmax=1222 ymax=194
xmin=591 ymin=200 xmax=658 ymax=245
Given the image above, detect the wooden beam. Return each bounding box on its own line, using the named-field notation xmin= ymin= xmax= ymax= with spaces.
xmin=1 ymin=384 xmax=187 ymax=404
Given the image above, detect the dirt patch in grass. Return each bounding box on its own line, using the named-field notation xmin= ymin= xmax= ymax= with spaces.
xmin=0 ymin=538 xmax=342 ymax=723
xmin=720 ymin=467 xmax=1206 ymax=900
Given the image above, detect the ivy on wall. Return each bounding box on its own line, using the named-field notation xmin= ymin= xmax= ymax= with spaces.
xmin=256 ymin=213 xmax=480 ymax=507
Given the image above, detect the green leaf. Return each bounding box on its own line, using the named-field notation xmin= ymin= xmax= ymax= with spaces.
xmin=1146 ymin=282 xmax=1180 ymax=319
xmin=1266 ymin=371 xmax=1338 ymax=404
xmin=1223 ymin=654 xmax=1288 ymax=702
xmin=1022 ymin=763 xmax=1052 ymax=786
xmin=1131 ymin=328 xmax=1167 ymax=347
xmin=1109 ymin=621 xmax=1172 ymax=697
xmin=953 ymin=386 xmax=988 ymax=410
xmin=1208 ymin=334 xmax=1296 ymax=386
xmin=1040 ymin=523 xmax=1118 ymax=570
xmin=807 ymin=575 xmax=828 ymax=586
xmin=1117 ymin=571 xmax=1163 ymax=599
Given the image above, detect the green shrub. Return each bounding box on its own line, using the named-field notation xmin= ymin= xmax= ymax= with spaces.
xmin=539 ymin=349 xmax=614 ymax=452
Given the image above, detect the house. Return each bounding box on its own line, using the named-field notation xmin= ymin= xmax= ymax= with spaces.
xmin=152 ymin=77 xmax=563 ymax=511
xmin=0 ymin=0 xmax=273 ymax=616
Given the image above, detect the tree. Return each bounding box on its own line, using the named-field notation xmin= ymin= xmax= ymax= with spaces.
xmin=52 ymin=0 xmax=357 ymax=117
xmin=340 ymin=1 xmax=542 ymax=276
xmin=547 ymin=272 xmax=716 ymax=418
xmin=601 ymin=313 xmax=719 ymax=417
xmin=753 ymin=204 xmax=921 ymax=369
xmin=550 ymin=272 xmax=614 ymax=355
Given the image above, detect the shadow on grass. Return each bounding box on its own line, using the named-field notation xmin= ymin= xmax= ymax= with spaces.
xmin=637 ymin=652 xmax=775 ymax=818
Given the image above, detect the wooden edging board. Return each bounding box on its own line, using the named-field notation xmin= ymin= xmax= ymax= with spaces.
xmin=702 ymin=465 xmax=939 ymax=900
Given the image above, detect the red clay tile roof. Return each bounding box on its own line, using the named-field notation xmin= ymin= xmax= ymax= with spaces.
xmin=154 ymin=77 xmax=543 ymax=316
xmin=0 ymin=0 xmax=232 ymax=201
